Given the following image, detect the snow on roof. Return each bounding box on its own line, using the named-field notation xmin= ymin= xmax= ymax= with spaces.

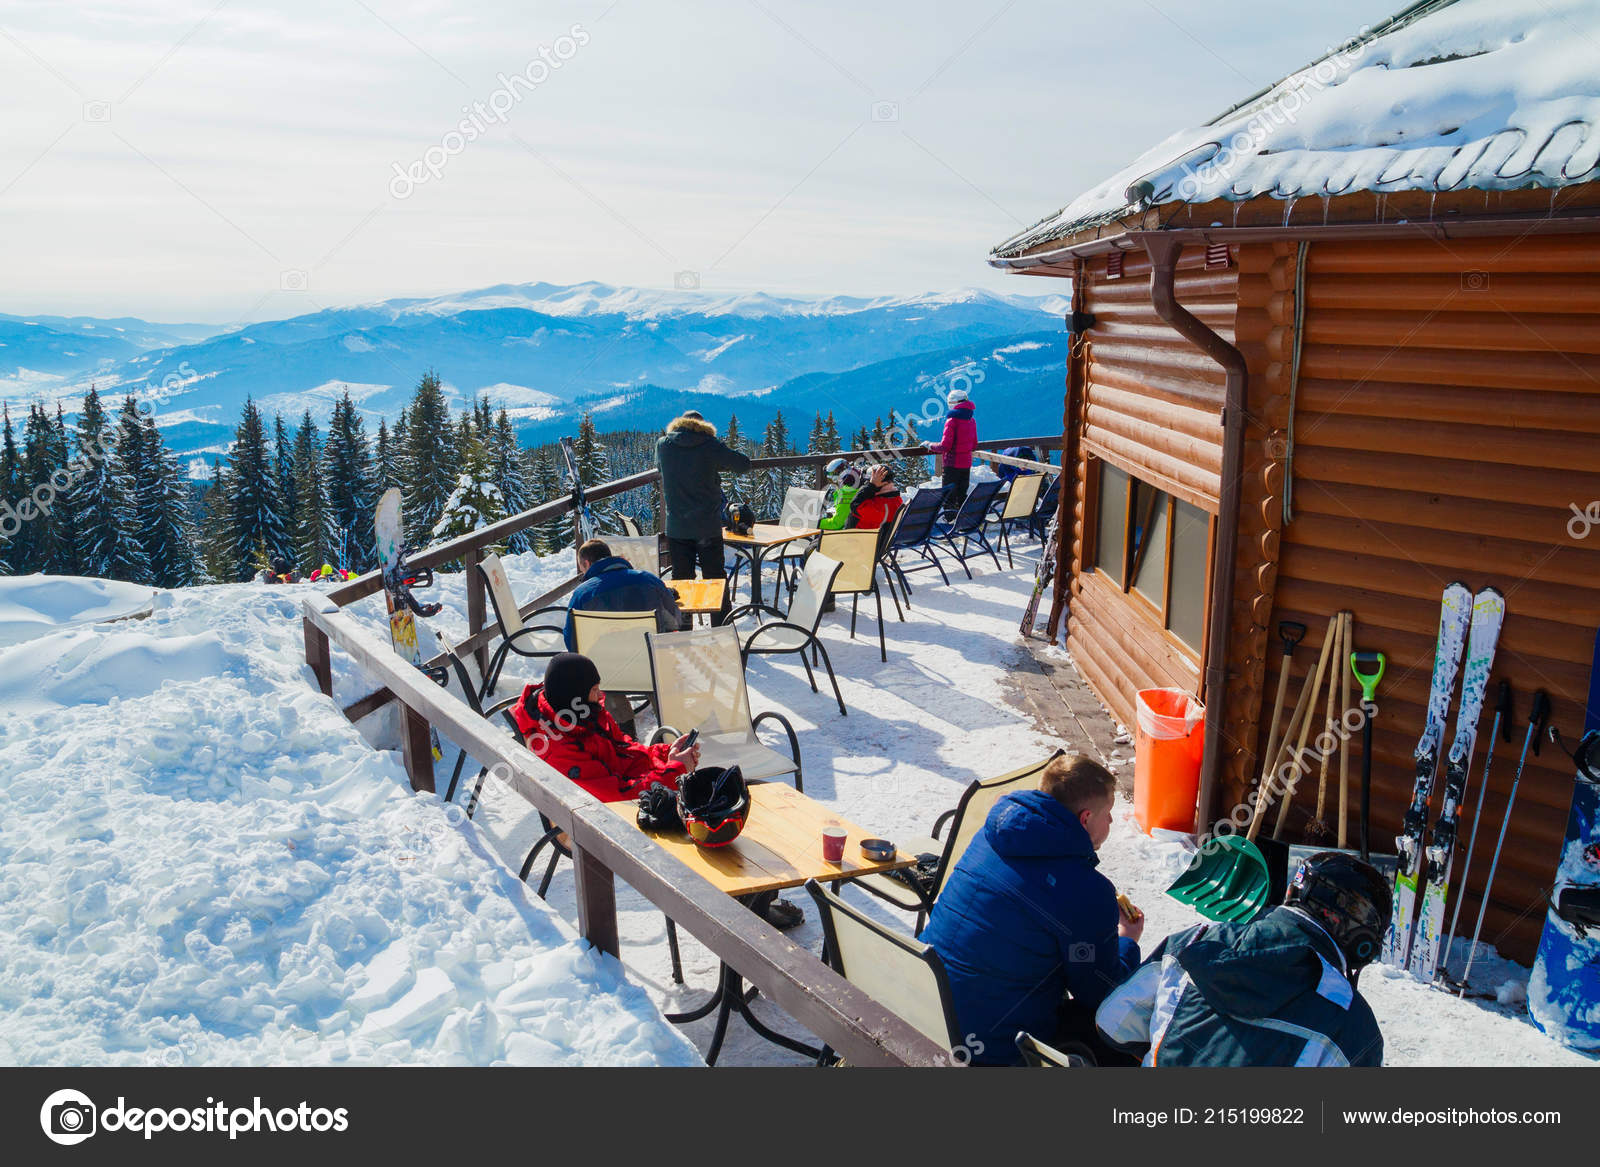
xmin=993 ymin=0 xmax=1600 ymax=259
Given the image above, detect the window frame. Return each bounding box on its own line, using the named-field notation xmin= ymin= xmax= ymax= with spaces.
xmin=1085 ymin=456 xmax=1214 ymax=664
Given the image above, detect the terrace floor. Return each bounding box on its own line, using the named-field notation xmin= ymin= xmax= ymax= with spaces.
xmin=442 ymin=539 xmax=1591 ymax=1067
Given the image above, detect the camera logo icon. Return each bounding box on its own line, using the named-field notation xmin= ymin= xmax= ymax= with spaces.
xmin=1460 ymin=270 xmax=1489 ymax=292
xmin=673 ymin=270 xmax=700 ymax=291
xmin=83 ymin=101 xmax=112 ymax=123
xmin=280 ymin=270 xmax=309 ymax=292
xmin=40 ymin=1089 xmax=97 ymax=1146
xmin=871 ymin=101 xmax=899 ymax=122
xmin=1068 ymin=941 xmax=1096 ymax=963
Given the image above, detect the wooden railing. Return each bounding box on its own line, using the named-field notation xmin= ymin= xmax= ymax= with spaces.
xmin=300 ymin=433 xmax=1061 ymax=1067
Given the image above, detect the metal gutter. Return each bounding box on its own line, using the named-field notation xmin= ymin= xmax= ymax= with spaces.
xmin=1142 ymin=235 xmax=1248 ymax=836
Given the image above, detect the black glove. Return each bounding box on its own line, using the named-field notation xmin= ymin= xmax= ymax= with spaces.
xmin=637 ymin=783 xmax=684 ymax=833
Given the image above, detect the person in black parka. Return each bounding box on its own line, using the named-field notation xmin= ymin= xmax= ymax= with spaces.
xmin=655 ymin=411 xmax=750 ymax=627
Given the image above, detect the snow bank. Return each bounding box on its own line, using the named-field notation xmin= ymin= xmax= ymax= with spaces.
xmin=0 ymin=568 xmax=698 ymax=1067
xmin=0 ymin=575 xmax=157 ymax=648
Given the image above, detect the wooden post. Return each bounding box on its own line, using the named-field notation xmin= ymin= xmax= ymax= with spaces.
xmin=464 ymin=547 xmax=487 ymax=678
xmin=399 ymin=704 xmax=436 ymax=794
xmin=303 ymin=617 xmax=333 ymax=697
xmin=572 ymin=843 xmax=619 ymax=958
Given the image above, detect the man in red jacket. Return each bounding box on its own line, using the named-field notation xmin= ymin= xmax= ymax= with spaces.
xmin=512 ymin=653 xmax=699 ymax=803
xmin=925 ymin=388 xmax=977 ymax=519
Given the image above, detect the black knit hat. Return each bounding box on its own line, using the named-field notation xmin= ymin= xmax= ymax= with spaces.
xmin=543 ymin=652 xmax=602 ymax=725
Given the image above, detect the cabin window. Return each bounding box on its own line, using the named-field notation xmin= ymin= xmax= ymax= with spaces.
xmin=1091 ymin=460 xmax=1212 ymax=656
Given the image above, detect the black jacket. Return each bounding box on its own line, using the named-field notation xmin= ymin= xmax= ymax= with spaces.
xmin=654 ymin=416 xmax=750 ymax=541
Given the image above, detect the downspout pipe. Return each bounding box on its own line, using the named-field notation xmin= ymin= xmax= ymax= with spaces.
xmin=1141 ymin=234 xmax=1248 ymax=836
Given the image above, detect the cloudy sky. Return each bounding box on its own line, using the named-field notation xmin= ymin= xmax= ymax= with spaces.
xmin=0 ymin=0 xmax=1397 ymax=323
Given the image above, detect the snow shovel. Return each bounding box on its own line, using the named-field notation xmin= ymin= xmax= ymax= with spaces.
xmin=1167 ymin=616 xmax=1343 ymax=921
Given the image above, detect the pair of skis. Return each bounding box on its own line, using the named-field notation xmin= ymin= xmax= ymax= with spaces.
xmin=1384 ymin=581 xmax=1505 ymax=979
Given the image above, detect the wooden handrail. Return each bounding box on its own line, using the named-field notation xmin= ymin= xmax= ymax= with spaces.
xmin=300 ymin=596 xmax=950 ymax=1067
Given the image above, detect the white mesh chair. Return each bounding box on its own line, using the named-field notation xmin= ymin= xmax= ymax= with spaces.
xmin=770 ymin=485 xmax=827 ymax=596
xmin=601 ymin=534 xmax=661 ymax=577
xmin=729 ymin=553 xmax=846 ymax=717
xmin=571 ymin=609 xmax=657 ymax=708
xmin=645 ymin=624 xmax=803 ymax=790
xmin=476 ymin=552 xmax=567 ymax=699
xmin=816 ymin=528 xmax=892 ymax=662
xmin=990 ymin=472 xmax=1046 ymax=569
xmin=851 ymin=751 xmax=1060 ymax=932
xmin=804 ymin=879 xmax=964 ymax=1066
xmin=617 ymin=513 xmax=643 ymax=537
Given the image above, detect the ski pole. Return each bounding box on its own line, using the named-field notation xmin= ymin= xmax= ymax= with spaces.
xmin=1459 ymin=689 xmax=1550 ymax=995
xmin=1441 ymin=678 xmax=1511 ymax=977
xmin=1350 ymin=650 xmax=1387 ymax=863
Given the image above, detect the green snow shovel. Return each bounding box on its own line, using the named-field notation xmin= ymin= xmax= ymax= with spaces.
xmin=1165 ymin=832 xmax=1276 ymax=922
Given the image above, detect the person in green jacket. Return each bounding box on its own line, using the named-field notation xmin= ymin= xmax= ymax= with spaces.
xmin=1095 ymin=851 xmax=1389 ymax=1066
xmin=818 ymin=457 xmax=865 ymax=531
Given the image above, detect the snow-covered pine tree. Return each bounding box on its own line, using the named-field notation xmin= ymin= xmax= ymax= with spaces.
xmin=198 ymin=466 xmax=236 ymax=583
xmin=723 ymin=412 xmax=754 ymax=507
xmin=490 ymin=409 xmax=533 ymax=553
xmin=292 ymin=411 xmax=334 ymax=572
xmin=823 ymin=411 xmax=840 ymax=454
xmin=402 ymin=370 xmax=455 ymax=543
xmin=111 ymin=396 xmax=161 ymax=584
xmin=898 ymin=414 xmax=928 ymax=483
xmin=70 ymin=387 xmax=146 ymax=582
xmin=527 ymin=449 xmax=568 ymax=554
xmin=430 ymin=437 xmax=506 ymax=559
xmin=807 ymin=412 xmax=826 ymax=457
xmin=323 ymin=391 xmax=376 ymax=571
xmin=273 ymin=413 xmax=298 ymax=541
xmin=136 ymin=414 xmax=203 ymax=587
xmin=0 ymin=405 xmax=15 ymax=573
xmin=569 ymin=412 xmax=616 ymax=532
xmin=374 ymin=418 xmax=396 ymax=493
xmin=14 ymin=405 xmax=63 ymax=574
xmin=46 ymin=406 xmax=83 ymax=576
xmin=226 ymin=399 xmax=289 ymax=580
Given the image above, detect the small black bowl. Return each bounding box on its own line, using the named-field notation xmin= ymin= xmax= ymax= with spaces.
xmin=859 ymin=838 xmax=895 ymax=861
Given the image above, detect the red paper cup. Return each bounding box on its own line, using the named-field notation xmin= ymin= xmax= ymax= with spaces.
xmin=822 ymin=827 xmax=847 ymax=863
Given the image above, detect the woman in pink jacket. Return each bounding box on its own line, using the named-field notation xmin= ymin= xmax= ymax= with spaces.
xmin=926 ymin=388 xmax=977 ymax=519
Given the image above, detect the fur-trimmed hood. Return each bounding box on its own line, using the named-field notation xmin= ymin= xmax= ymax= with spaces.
xmin=666 ymin=415 xmax=717 ymax=438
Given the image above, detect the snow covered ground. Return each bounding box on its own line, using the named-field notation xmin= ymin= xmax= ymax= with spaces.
xmin=0 ymin=570 xmax=699 ymax=1067
xmin=2 ymin=540 xmax=1593 ymax=1067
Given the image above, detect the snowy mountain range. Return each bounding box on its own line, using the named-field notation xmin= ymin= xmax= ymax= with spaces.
xmin=0 ymin=282 xmax=1069 ymax=471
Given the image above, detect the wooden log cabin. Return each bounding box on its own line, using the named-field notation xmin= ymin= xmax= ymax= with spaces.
xmin=990 ymin=0 xmax=1600 ymax=962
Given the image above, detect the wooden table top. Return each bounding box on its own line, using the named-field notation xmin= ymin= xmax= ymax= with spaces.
xmin=668 ymin=578 xmax=726 ymax=615
xmin=608 ymin=782 xmax=916 ymax=897
xmin=722 ymin=523 xmax=818 ymax=548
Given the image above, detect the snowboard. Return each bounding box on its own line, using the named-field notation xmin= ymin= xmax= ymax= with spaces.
xmin=375 ymin=488 xmax=443 ymax=762
xmin=1528 ymin=626 xmax=1600 ymax=1049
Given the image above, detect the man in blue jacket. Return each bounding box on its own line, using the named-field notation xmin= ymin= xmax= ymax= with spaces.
xmin=564 ymin=539 xmax=681 ymax=648
xmin=921 ymin=753 xmax=1142 ymax=1065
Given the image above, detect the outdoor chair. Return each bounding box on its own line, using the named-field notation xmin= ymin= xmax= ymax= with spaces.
xmin=850 ymin=751 xmax=1060 ymax=933
xmin=429 ymin=649 xmax=524 ymax=816
xmin=600 ymin=534 xmax=661 ymax=577
xmin=1029 ymin=473 xmax=1061 ymax=541
xmin=987 ymin=471 xmax=1046 ymax=569
xmin=728 ymin=553 xmax=847 ymax=717
xmin=884 ymin=486 xmax=951 ymax=604
xmin=930 ymin=478 xmax=1004 ymax=578
xmin=814 ymin=528 xmax=894 ymax=662
xmin=476 ymin=551 xmax=567 ymax=700
xmin=1015 ymin=1031 xmax=1089 ymax=1067
xmin=804 ymin=879 xmax=965 ymax=1066
xmin=769 ymin=485 xmax=826 ymax=598
xmin=617 ymin=513 xmax=643 ymax=537
xmin=570 ymin=608 xmax=657 ymax=717
xmin=646 ymin=624 xmax=804 ymax=790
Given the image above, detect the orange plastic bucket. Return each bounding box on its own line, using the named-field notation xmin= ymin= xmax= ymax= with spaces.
xmin=1133 ymin=688 xmax=1206 ymax=834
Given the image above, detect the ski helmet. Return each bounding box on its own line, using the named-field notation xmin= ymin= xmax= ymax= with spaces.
xmin=1284 ymin=852 xmax=1392 ymax=972
xmin=825 ymin=457 xmax=862 ymax=489
xmin=676 ymin=765 xmax=749 ymax=848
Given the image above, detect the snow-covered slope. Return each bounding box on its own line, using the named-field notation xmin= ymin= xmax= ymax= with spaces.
xmin=0 ymin=571 xmax=699 ymax=1067
xmin=0 ymin=576 xmax=157 ymax=649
